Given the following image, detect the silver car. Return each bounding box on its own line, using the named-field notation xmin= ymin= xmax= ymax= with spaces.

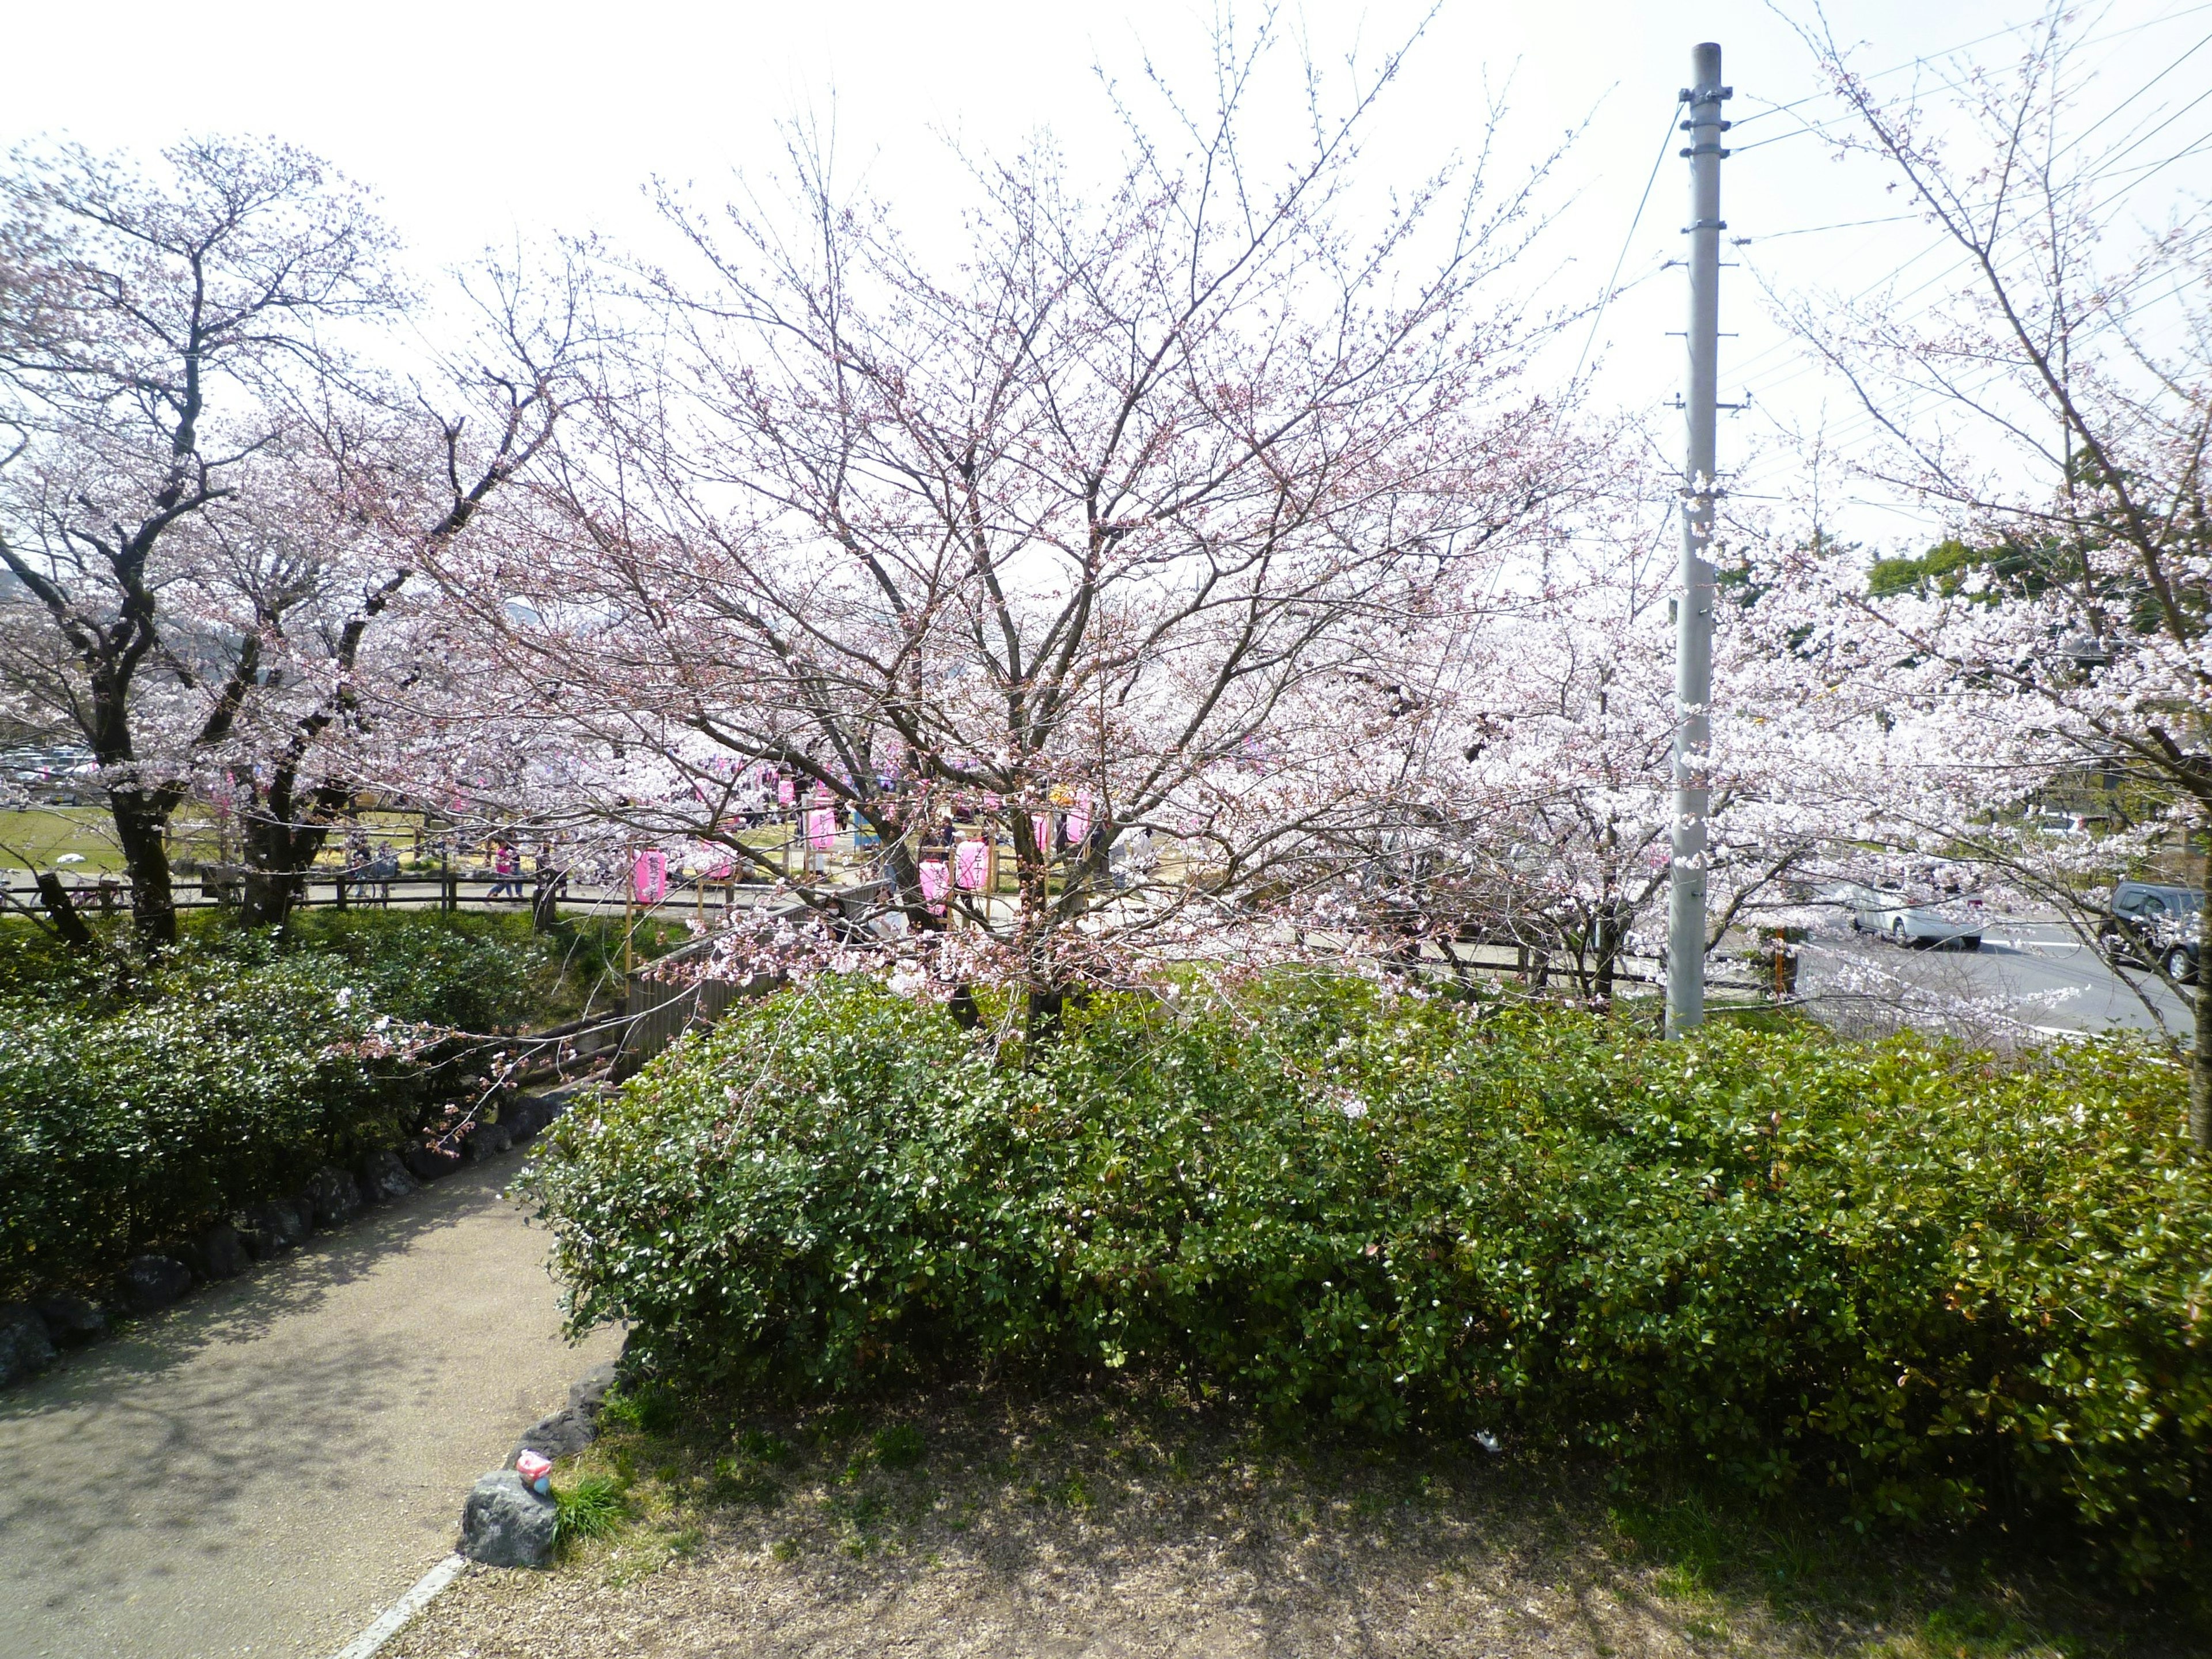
xmin=1835 ymin=882 xmax=1983 ymax=950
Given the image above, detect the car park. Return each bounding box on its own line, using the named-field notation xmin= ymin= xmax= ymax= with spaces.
xmin=1833 ymin=881 xmax=1984 ymax=950
xmin=2099 ymin=881 xmax=2203 ymax=983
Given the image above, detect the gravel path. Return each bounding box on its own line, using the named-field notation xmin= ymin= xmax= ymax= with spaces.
xmin=0 ymin=1152 xmax=619 ymax=1659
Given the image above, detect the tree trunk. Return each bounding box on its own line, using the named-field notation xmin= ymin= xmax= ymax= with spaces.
xmin=1592 ymin=899 xmax=1622 ymax=1008
xmin=110 ymin=789 xmax=179 ymax=946
xmin=34 ymin=872 xmax=99 ymax=956
xmin=1025 ymin=982 xmax=1066 ymax=1048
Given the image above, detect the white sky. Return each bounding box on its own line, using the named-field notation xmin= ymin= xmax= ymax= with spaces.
xmin=5 ymin=0 xmax=2207 ymax=553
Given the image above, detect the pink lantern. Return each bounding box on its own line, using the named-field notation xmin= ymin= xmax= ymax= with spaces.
xmin=806 ymin=809 xmax=836 ymax=851
xmin=777 ymin=775 xmax=796 ymax=806
xmin=919 ymin=857 xmax=949 ymax=915
xmin=1064 ymin=792 xmax=1092 ymax=846
xmin=632 ymin=850 xmax=668 ymax=905
xmin=955 ymin=838 xmax=990 ymax=891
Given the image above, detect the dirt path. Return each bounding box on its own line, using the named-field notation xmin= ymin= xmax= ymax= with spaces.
xmin=0 ymin=1153 xmax=619 ymax=1659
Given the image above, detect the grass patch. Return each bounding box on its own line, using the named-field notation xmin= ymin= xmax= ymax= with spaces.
xmin=553 ymin=1474 xmax=631 ymax=1548
xmin=488 ymin=1377 xmax=2192 ymax=1655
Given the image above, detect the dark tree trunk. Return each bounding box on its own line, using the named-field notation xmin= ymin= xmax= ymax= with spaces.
xmin=1025 ymin=983 xmax=1066 ymax=1048
xmin=1592 ymin=898 xmax=1623 ymax=1007
xmin=238 ymin=763 xmax=343 ymax=928
xmin=109 ymin=789 xmax=179 ymax=946
xmin=34 ymin=872 xmax=99 ymax=956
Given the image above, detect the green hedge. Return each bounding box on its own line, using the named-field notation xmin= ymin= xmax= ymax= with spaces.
xmin=0 ymin=917 xmax=552 ymax=1299
xmin=525 ymin=977 xmax=2212 ymax=1582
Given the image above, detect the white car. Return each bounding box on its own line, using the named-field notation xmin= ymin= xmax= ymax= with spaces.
xmin=1835 ymin=882 xmax=1983 ymax=950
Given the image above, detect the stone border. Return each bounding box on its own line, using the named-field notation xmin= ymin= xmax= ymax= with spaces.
xmin=455 ymin=1351 xmax=623 ymax=1569
xmin=0 ymin=1077 xmax=607 ymax=1392
xmin=321 ymin=1553 xmax=467 ymax=1659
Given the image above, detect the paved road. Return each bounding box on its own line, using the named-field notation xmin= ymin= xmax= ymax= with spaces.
xmin=0 ymin=1152 xmax=619 ymax=1659
xmin=1799 ymin=916 xmax=2192 ymax=1041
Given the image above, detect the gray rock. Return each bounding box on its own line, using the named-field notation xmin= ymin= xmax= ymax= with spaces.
xmin=305 ymin=1166 xmax=362 ymax=1229
xmin=115 ymin=1255 xmax=192 ymax=1315
xmin=357 ymin=1150 xmax=420 ymax=1205
xmin=510 ymin=1407 xmax=593 ymax=1467
xmin=503 ymin=1099 xmax=547 ymax=1141
xmin=189 ymin=1224 xmax=249 ymax=1281
xmin=0 ymin=1304 xmax=56 ymax=1386
xmin=401 ymin=1141 xmax=461 ymax=1182
xmin=459 ymin=1469 xmax=556 ymax=1567
xmin=33 ymin=1294 xmax=105 ymax=1348
xmin=236 ymin=1199 xmax=308 ymax=1259
xmin=569 ymin=1361 xmax=618 ymax=1425
xmin=461 ymin=1120 xmax=514 ymax=1164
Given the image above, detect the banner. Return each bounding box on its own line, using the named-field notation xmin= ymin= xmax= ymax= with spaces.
xmin=631 ymin=849 xmax=668 ymax=905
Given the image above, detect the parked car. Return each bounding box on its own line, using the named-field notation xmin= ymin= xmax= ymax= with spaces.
xmin=1834 ymin=881 xmax=1983 ymax=950
xmin=2099 ymin=881 xmax=2203 ymax=983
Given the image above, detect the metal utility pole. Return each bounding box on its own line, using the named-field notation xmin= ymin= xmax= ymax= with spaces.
xmin=1667 ymin=41 xmax=1729 ymax=1039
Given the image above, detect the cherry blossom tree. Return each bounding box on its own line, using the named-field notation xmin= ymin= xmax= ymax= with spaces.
xmin=1757 ymin=7 xmax=2212 ymax=1139
xmin=436 ymin=22 xmax=1593 ymax=1037
xmin=0 ymin=137 xmax=585 ymax=939
xmin=0 ymin=137 xmax=400 ymax=943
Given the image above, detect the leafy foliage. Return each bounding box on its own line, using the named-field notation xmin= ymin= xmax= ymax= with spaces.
xmin=0 ymin=912 xmax=555 ymax=1298
xmin=527 ymin=976 xmax=2212 ymax=1582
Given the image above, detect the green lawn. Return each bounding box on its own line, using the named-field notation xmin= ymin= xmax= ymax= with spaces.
xmin=0 ymin=807 xmax=126 ymax=874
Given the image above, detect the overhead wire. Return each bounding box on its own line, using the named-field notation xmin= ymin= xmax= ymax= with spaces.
xmin=1567 ymin=104 xmax=1680 ymax=394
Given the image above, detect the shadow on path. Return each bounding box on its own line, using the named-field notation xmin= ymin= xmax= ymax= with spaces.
xmin=0 ymin=1150 xmax=619 ymax=1659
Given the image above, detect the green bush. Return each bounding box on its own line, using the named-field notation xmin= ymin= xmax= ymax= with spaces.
xmin=0 ymin=914 xmax=556 ymax=1299
xmin=524 ymin=977 xmax=2212 ymax=1582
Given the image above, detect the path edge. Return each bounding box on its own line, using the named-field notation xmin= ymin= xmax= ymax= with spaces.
xmin=324 ymin=1552 xmax=465 ymax=1659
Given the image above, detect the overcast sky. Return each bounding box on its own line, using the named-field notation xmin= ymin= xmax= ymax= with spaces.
xmin=6 ymin=0 xmax=2207 ymax=551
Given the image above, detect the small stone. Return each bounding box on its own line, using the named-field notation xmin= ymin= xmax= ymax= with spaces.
xmin=460 ymin=1469 xmax=556 ymax=1567
xmin=33 ymin=1294 xmax=105 ymax=1348
xmin=357 ymin=1150 xmax=420 ymax=1205
xmin=236 ymin=1200 xmax=307 ymax=1259
xmin=401 ymin=1141 xmax=461 ymax=1182
xmin=115 ymin=1255 xmax=192 ymax=1315
xmin=305 ymin=1166 xmax=362 ymax=1229
xmin=569 ymin=1361 xmax=618 ymax=1425
xmin=191 ymin=1224 xmax=249 ymax=1281
xmin=0 ymin=1304 xmax=57 ymax=1386
xmin=510 ymin=1407 xmax=593 ymax=1467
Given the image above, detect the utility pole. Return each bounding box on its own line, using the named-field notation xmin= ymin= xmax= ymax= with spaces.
xmin=1667 ymin=41 xmax=1729 ymax=1038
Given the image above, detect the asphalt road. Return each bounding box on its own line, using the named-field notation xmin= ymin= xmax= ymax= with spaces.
xmin=0 ymin=1151 xmax=620 ymax=1659
xmin=1797 ymin=915 xmax=2193 ymax=1042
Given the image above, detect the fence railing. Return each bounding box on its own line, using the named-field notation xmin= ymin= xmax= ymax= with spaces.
xmin=0 ymin=868 xmax=784 ymax=921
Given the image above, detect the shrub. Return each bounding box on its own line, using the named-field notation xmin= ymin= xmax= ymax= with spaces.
xmin=0 ymin=914 xmax=558 ymax=1298
xmin=524 ymin=977 xmax=2212 ymax=1582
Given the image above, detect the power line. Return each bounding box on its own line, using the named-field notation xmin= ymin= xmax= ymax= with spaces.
xmin=1567 ymin=103 xmax=1677 ymax=393
xmin=1729 ymin=0 xmax=2212 ymax=129
xmin=2062 ymin=25 xmax=2212 ymax=156
xmin=1733 ymin=213 xmax=1921 ymax=244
